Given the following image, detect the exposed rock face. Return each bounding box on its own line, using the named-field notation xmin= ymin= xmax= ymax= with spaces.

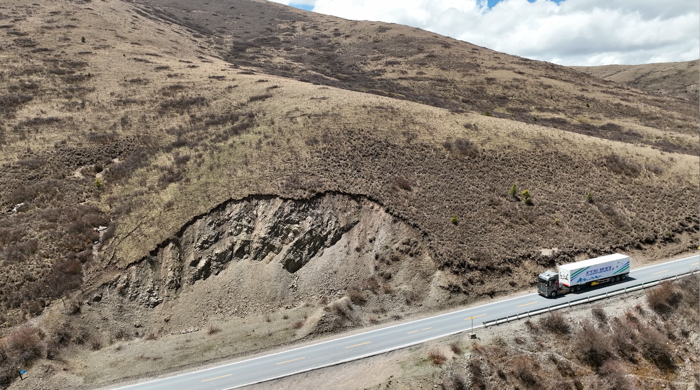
xmin=106 ymin=194 xmax=438 ymax=320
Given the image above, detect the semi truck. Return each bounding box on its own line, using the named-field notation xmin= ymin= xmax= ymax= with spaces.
xmin=537 ymin=253 xmax=630 ymax=298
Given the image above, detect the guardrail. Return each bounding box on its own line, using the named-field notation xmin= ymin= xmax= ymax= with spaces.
xmin=483 ymin=269 xmax=700 ymax=328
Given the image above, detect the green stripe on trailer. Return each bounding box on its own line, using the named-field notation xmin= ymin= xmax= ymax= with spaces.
xmin=571 ymin=266 xmax=590 ymax=278
xmin=613 ymin=264 xmax=629 ymax=275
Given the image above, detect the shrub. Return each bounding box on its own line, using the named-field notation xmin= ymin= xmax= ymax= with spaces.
xmin=638 ymin=325 xmax=675 ymax=371
xmin=468 ymin=360 xmax=485 ymax=390
xmin=394 ymin=176 xmax=412 ymax=191
xmin=511 ymin=355 xmax=538 ymax=388
xmin=428 ymin=348 xmax=447 ymax=365
xmin=207 ymin=324 xmax=222 ymax=335
xmin=450 ymin=215 xmax=459 ymax=225
xmin=604 ymin=154 xmax=641 ymax=177
xmin=509 ymin=184 xmax=518 ymax=199
xmin=573 ymin=319 xmax=613 ymax=369
xmin=449 ymin=342 xmax=463 ymax=355
xmin=89 ymin=337 xmax=102 ymax=351
xmin=454 ymin=138 xmax=478 ymax=157
xmin=598 ymin=360 xmax=636 ymax=390
xmin=248 ymin=94 xmax=273 ymax=103
xmin=540 ymin=311 xmax=569 ymax=335
xmin=647 ymin=281 xmax=682 ymax=315
xmin=586 ymin=191 xmax=593 ymax=203
xmin=483 ymin=110 xmax=492 ymax=117
xmin=4 ymin=325 xmax=43 ymax=366
xmin=591 ymin=305 xmax=607 ymax=324
xmin=347 ymin=286 xmax=366 ymax=305
xmin=445 ymin=371 xmax=468 ymax=390
xmin=521 ymin=190 xmax=533 ymax=205
xmin=292 ymin=320 xmax=304 ymax=329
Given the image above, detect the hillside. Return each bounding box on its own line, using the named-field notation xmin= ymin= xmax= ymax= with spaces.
xmin=0 ymin=0 xmax=698 ymax=387
xmin=572 ymin=60 xmax=699 ymax=102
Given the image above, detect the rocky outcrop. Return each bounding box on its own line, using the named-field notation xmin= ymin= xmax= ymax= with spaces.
xmin=105 ymin=194 xmax=438 ymax=316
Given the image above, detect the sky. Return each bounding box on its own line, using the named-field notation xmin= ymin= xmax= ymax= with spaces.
xmin=270 ymin=0 xmax=699 ymax=66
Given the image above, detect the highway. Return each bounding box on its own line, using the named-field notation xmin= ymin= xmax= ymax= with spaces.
xmin=114 ymin=254 xmax=699 ymax=390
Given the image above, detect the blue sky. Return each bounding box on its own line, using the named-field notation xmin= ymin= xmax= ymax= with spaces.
xmin=275 ymin=0 xmax=699 ymax=65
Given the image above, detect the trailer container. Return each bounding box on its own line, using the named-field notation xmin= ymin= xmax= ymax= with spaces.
xmin=537 ymin=253 xmax=630 ymax=298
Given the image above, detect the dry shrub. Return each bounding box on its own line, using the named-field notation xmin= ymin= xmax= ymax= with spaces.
xmin=540 ymin=311 xmax=570 ymax=335
xmin=368 ymin=315 xmax=379 ymax=324
xmin=599 ymin=360 xmax=637 ymax=390
xmin=89 ymin=337 xmax=102 ymax=351
xmin=330 ymin=297 xmax=354 ymax=320
xmin=347 ymin=286 xmax=366 ymax=305
xmin=604 ymin=154 xmax=641 ymax=177
xmin=207 ymin=324 xmax=222 ymax=335
xmin=647 ymin=281 xmax=682 ymax=315
xmin=573 ymin=319 xmax=613 ymax=369
xmin=428 ymin=348 xmax=447 ymax=365
xmin=638 ymin=325 xmax=675 ymax=371
xmin=3 ymin=325 xmax=43 ymax=366
xmin=292 ymin=320 xmax=304 ymax=329
xmin=454 ymin=138 xmax=479 ymax=157
xmin=144 ymin=332 xmax=158 ymax=341
xmin=449 ymin=342 xmax=463 ymax=355
xmin=611 ymin=317 xmax=638 ymax=361
xmin=468 ymin=360 xmax=485 ymax=390
xmin=394 ymin=176 xmax=412 ymax=191
xmin=591 ymin=305 xmax=607 ymax=324
xmin=511 ymin=354 xmax=538 ymax=388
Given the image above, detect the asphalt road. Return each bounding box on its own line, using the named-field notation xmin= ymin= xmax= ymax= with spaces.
xmin=116 ymin=254 xmax=699 ymax=390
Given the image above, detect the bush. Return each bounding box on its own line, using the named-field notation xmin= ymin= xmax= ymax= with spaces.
xmin=347 ymin=286 xmax=366 ymax=305
xmin=647 ymin=281 xmax=682 ymax=315
xmin=450 ymin=215 xmax=459 ymax=225
xmin=521 ymin=190 xmax=533 ymax=205
xmin=468 ymin=360 xmax=485 ymax=390
xmin=573 ymin=319 xmax=613 ymax=369
xmin=394 ymin=176 xmax=412 ymax=191
xmin=454 ymin=138 xmax=478 ymax=157
xmin=598 ymin=360 xmax=636 ymax=390
xmin=509 ymin=184 xmax=518 ymax=199
xmin=591 ymin=305 xmax=607 ymax=324
xmin=586 ymin=191 xmax=593 ymax=203
xmin=638 ymin=325 xmax=675 ymax=370
xmin=449 ymin=342 xmax=463 ymax=355
xmin=540 ymin=311 xmax=569 ymax=335
xmin=292 ymin=320 xmax=305 ymax=329
xmin=3 ymin=325 xmax=43 ymax=366
xmin=207 ymin=324 xmax=222 ymax=335
xmin=428 ymin=348 xmax=447 ymax=365
xmin=511 ymin=355 xmax=538 ymax=388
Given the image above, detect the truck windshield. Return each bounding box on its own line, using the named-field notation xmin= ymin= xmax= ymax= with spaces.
xmin=538 ymin=276 xmax=548 ymax=284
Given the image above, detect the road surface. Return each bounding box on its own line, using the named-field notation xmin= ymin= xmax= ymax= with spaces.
xmin=115 ymin=254 xmax=699 ymax=390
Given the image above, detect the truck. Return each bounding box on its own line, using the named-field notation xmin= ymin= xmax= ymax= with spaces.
xmin=537 ymin=253 xmax=630 ymax=298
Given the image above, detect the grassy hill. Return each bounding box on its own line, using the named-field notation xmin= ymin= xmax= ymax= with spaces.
xmin=572 ymin=60 xmax=699 ymax=102
xmin=0 ymin=0 xmax=697 ymax=387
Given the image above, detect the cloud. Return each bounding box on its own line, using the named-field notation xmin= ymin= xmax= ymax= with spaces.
xmin=268 ymin=0 xmax=699 ymax=65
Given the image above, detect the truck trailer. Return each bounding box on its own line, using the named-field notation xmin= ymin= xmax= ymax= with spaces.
xmin=537 ymin=253 xmax=630 ymax=298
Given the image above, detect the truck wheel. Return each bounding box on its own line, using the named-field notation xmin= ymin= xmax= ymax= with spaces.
xmin=574 ymin=286 xmax=580 ymax=292
xmin=615 ymin=276 xmax=620 ymax=282
xmin=621 ymin=274 xmax=627 ymax=280
xmin=550 ymin=291 xmax=557 ymax=298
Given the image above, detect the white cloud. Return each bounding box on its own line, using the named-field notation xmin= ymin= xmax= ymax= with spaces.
xmin=268 ymin=0 xmax=699 ymax=65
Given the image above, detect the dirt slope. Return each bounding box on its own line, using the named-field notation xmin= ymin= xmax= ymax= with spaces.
xmin=572 ymin=60 xmax=700 ymax=101
xmin=0 ymin=0 xmax=698 ymax=387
